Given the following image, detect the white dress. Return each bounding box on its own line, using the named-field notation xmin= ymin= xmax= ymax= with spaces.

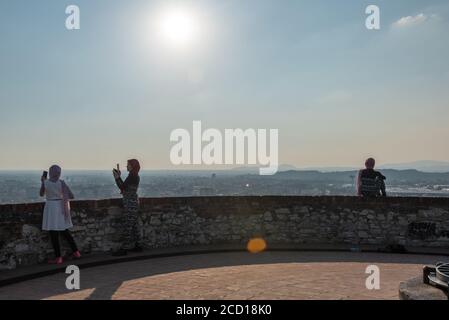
xmin=42 ymin=180 xmax=73 ymax=231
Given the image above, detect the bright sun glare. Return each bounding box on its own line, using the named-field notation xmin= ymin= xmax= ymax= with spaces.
xmin=156 ymin=8 xmax=199 ymax=48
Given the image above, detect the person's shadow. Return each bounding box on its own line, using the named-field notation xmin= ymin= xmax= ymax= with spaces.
xmin=86 ymin=282 xmax=123 ymax=300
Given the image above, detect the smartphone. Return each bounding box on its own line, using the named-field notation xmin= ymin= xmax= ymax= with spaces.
xmin=116 ymin=164 xmax=120 ymax=171
xmin=42 ymin=171 xmax=48 ymax=179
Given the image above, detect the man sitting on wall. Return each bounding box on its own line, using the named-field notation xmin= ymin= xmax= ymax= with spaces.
xmin=357 ymin=158 xmax=387 ymax=197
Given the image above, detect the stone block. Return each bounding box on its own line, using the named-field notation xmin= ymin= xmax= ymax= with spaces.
xmin=275 ymin=208 xmax=290 ymax=214
xmin=150 ymin=217 xmax=162 ymax=225
xmin=358 ymin=231 xmax=369 ymax=238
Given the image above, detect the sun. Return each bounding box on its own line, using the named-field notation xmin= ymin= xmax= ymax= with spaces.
xmin=156 ymin=8 xmax=200 ymax=48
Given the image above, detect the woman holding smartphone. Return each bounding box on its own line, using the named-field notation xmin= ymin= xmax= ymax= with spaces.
xmin=40 ymin=165 xmax=81 ymax=264
xmin=112 ymin=159 xmax=142 ymax=256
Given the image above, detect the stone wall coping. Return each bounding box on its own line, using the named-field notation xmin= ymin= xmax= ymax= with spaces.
xmin=1 ymin=196 xmax=449 ymax=214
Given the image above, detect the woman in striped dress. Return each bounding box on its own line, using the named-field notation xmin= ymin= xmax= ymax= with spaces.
xmin=112 ymin=159 xmax=142 ymax=256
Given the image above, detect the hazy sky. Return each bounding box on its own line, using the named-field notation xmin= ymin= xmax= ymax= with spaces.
xmin=1 ymin=0 xmax=449 ymax=170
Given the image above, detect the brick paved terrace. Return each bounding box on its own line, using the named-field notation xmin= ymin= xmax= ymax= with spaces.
xmin=0 ymin=251 xmax=447 ymax=300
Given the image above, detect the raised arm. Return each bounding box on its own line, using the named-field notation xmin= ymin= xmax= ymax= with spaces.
xmin=115 ymin=175 xmax=139 ymax=193
xmin=115 ymin=176 xmax=125 ymax=192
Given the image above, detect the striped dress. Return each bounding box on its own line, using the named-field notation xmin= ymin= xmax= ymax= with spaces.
xmin=115 ymin=174 xmax=141 ymax=249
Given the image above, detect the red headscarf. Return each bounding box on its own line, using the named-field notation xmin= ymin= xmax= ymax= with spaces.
xmin=128 ymin=159 xmax=141 ymax=176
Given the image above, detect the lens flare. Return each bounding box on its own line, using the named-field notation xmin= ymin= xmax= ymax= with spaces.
xmin=247 ymin=238 xmax=267 ymax=254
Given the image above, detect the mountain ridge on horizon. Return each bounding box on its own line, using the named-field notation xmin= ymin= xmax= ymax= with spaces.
xmin=233 ymin=160 xmax=449 ymax=174
xmin=1 ymin=160 xmax=449 ymax=174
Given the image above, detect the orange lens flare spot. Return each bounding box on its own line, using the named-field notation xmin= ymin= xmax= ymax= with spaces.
xmin=247 ymin=238 xmax=267 ymax=254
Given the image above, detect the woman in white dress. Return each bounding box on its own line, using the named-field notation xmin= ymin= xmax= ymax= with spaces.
xmin=40 ymin=165 xmax=81 ymax=264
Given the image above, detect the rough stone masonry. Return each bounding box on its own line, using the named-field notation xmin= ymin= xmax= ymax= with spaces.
xmin=0 ymin=196 xmax=448 ymax=270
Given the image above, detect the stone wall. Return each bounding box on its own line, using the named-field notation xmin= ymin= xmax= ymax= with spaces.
xmin=1 ymin=196 xmax=449 ymax=270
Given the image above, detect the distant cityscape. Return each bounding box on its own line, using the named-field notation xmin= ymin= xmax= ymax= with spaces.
xmin=1 ymin=167 xmax=449 ymax=204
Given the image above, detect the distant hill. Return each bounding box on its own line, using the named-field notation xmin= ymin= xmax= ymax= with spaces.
xmin=379 ymin=160 xmax=449 ymax=173
xmin=254 ymin=160 xmax=449 ymax=174
xmin=232 ymin=164 xmax=298 ymax=173
xmin=297 ymin=166 xmax=358 ymax=172
xmin=275 ymin=169 xmax=449 ymax=184
xmin=295 ymin=161 xmax=449 ymax=173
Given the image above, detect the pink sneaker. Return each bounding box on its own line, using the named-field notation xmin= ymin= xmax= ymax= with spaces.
xmin=48 ymin=257 xmax=63 ymax=265
xmin=72 ymin=251 xmax=81 ymax=259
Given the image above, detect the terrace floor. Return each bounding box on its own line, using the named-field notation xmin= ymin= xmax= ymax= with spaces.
xmin=0 ymin=250 xmax=447 ymax=300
